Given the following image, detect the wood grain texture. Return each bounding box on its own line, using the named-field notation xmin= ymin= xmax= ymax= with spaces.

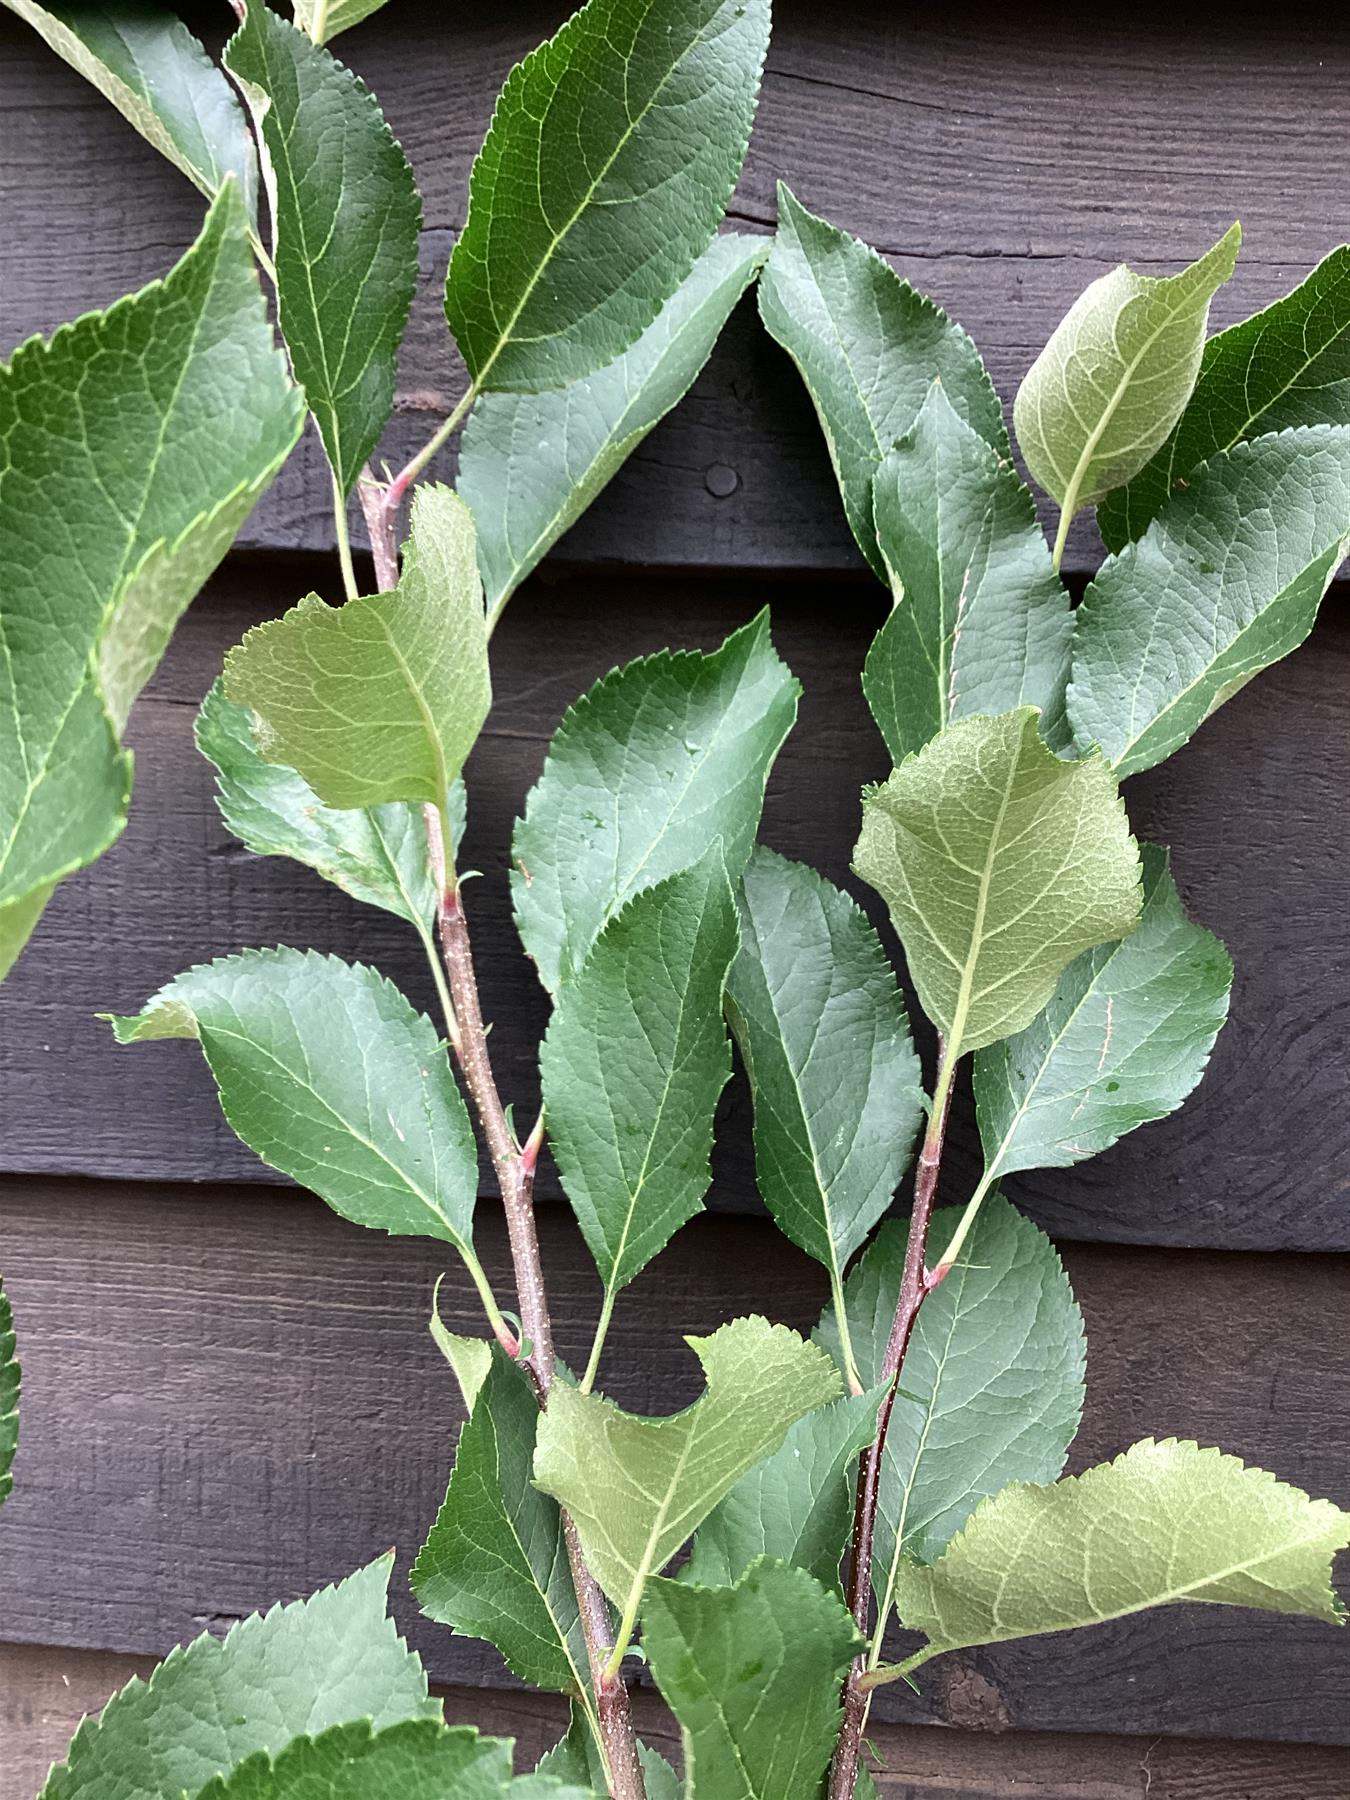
xmin=0 ymin=1176 xmax=1346 ymax=1744
xmin=3 ymin=2 xmax=1349 ymax=576
xmin=0 ymin=565 xmax=1344 ymax=1250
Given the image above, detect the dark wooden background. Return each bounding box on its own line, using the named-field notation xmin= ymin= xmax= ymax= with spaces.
xmin=1 ymin=3 xmax=1347 ymax=1796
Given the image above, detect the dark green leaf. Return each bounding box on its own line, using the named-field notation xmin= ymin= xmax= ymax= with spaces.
xmin=194 ymin=1720 xmax=516 ymax=1800
xmin=0 ymin=1276 xmax=17 ymax=1506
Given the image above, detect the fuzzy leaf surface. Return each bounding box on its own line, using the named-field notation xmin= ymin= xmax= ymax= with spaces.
xmin=226 ymin=3 xmax=419 ymax=492
xmin=853 ymin=708 xmax=1142 ymax=1057
xmin=759 ymin=185 xmax=1005 ymax=577
xmin=444 ymin=0 xmax=769 ymax=392
xmin=39 ymin=1559 xmax=438 ymax=1800
xmin=974 ymin=844 xmax=1232 ymax=1179
xmin=534 ymin=1317 xmax=841 ymax=1612
xmin=513 ymin=612 xmax=797 ymax=995
xmin=461 ymin=234 xmax=765 ymax=614
xmin=1100 ymin=245 xmax=1350 ymax=549
xmin=644 ymin=1560 xmax=860 ymax=1800
xmin=224 ymin=485 xmax=488 ymax=815
xmin=291 ymin=0 xmax=392 ymax=44
xmin=864 ymin=385 xmax=1073 ymax=760
xmin=1014 ymin=225 xmax=1240 ymax=514
xmin=0 ymin=1276 xmax=16 ymax=1506
xmin=1068 ymin=425 xmax=1350 ymax=779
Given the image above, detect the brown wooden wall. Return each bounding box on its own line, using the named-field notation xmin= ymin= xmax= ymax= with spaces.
xmin=1 ymin=2 xmax=1347 ymax=1796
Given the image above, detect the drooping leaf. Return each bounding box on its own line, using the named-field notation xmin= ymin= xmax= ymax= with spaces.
xmin=226 ymin=2 xmax=420 ymax=493
xmin=291 ymin=0 xmax=393 ymax=45
xmin=1067 ymin=425 xmax=1350 ymax=779
xmin=429 ymin=1276 xmax=493 ymax=1415
xmin=39 ymin=1559 xmax=439 ymax=1800
xmin=884 ymin=1439 xmax=1350 ymax=1681
xmin=0 ymin=183 xmax=301 ymax=973
xmin=513 ymin=612 xmax=798 ymax=995
xmin=444 ymin=0 xmax=770 ymax=393
xmin=3 ymin=0 xmax=257 ymax=220
xmin=1100 ymin=245 xmax=1350 ymax=549
xmin=1014 ymin=225 xmax=1241 ymax=522
xmin=681 ymin=1387 xmax=885 ymax=1591
xmin=461 ymin=234 xmax=766 ymax=617
xmin=853 ymin=707 xmax=1142 ymax=1058
xmin=412 ymin=1351 xmax=591 ymax=1696
xmin=540 ymin=857 xmax=738 ymax=1301
xmin=864 ymin=385 xmax=1073 ymax=760
xmin=974 ymin=844 xmax=1232 ymax=1179
xmin=759 ymin=185 xmax=1006 ymax=578
xmin=535 ymin=1705 xmax=681 ymax=1799
xmin=0 ymin=1277 xmax=17 ymax=1506
xmin=193 ymin=1720 xmax=523 ymax=1800
xmin=726 ymin=847 xmax=922 ymax=1306
xmin=224 ymin=485 xmax=489 ymax=817
xmin=644 ymin=1560 xmax=860 ymax=1800
xmin=534 ymin=1318 xmax=841 ymax=1619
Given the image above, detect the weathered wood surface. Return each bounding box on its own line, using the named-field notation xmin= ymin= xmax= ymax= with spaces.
xmin=1 ymin=1177 xmax=1346 ymax=1745
xmin=3 ymin=1 xmax=1349 ymax=577
xmin=0 ymin=566 xmax=1344 ymax=1251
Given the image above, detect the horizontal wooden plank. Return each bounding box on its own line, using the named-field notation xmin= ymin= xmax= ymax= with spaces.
xmin=1 ymin=1177 xmax=1346 ymax=1745
xmin=0 ymin=566 xmax=1345 ymax=1250
xmin=3 ymin=2 xmax=1349 ymax=576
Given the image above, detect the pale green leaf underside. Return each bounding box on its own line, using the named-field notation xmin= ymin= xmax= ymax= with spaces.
xmin=461 ymin=233 xmax=765 ymax=615
xmin=39 ymin=1559 xmax=438 ymax=1799
xmin=1014 ymin=225 xmax=1240 ymax=514
xmin=1068 ymin=425 xmax=1350 ymax=778
xmin=0 ymin=1276 xmax=17 ymax=1506
xmin=445 ymin=0 xmax=769 ymax=392
xmin=429 ymin=1278 xmax=493 ymax=1415
xmin=291 ymin=0 xmax=393 ymax=45
xmin=974 ymin=843 xmax=1232 ymax=1179
xmin=759 ymin=184 xmax=1006 ymax=578
xmin=853 ymin=707 xmax=1142 ymax=1056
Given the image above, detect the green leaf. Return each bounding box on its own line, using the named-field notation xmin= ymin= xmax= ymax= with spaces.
xmin=974 ymin=844 xmax=1232 ymax=1180
xmin=540 ymin=857 xmax=738 ymax=1302
xmin=853 ymin=708 xmax=1142 ymax=1058
xmin=0 ymin=182 xmax=301 ymax=973
xmin=536 ymin=1705 xmax=681 ymax=1799
xmin=39 ymin=1558 xmax=439 ymax=1800
xmin=193 ymin=1720 xmax=517 ymax=1800
xmin=513 ymin=612 xmax=798 ymax=995
xmin=681 ymin=1388 xmax=886 ymax=1590
xmin=1014 ymin=225 xmax=1240 ymax=525
xmin=644 ymin=1560 xmax=860 ymax=1800
xmin=224 ymin=485 xmax=489 ymax=817
xmin=291 ymin=0 xmax=393 ymax=45
xmin=1100 ymin=245 xmax=1350 ymax=550
xmin=1067 ymin=426 xmax=1350 ymax=779
xmin=886 ymin=1439 xmax=1350 ymax=1680
xmin=3 ymin=0 xmax=257 ymax=221
xmin=412 ymin=1350 xmax=591 ymax=1697
xmin=0 ymin=1276 xmax=17 ymax=1506
xmin=461 ymin=234 xmax=766 ymax=617
xmin=726 ymin=847 xmax=922 ymax=1303
xmin=534 ymin=1318 xmax=842 ymax=1622
xmin=429 ymin=1276 xmax=493 ymax=1415
xmin=226 ymin=2 xmax=420 ymax=493
xmin=444 ymin=0 xmax=770 ymax=393
xmin=864 ymin=385 xmax=1073 ymax=761
xmin=758 ymin=185 xmax=1006 ymax=578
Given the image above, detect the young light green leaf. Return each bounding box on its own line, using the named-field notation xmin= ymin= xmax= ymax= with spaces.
xmin=429 ymin=1277 xmax=493 ymax=1415
xmin=681 ymin=1387 xmax=886 ymax=1590
xmin=540 ymin=857 xmax=738 ymax=1304
xmin=883 ymin=1439 xmax=1350 ymax=1682
xmin=292 ymin=0 xmax=393 ymax=45
xmin=226 ymin=2 xmax=420 ymax=493
xmin=0 ymin=182 xmax=301 ymax=974
xmin=224 ymin=485 xmax=489 ymax=817
xmin=461 ymin=234 xmax=766 ymax=617
xmin=38 ymin=1558 xmax=439 ymax=1800
xmin=1100 ymin=245 xmax=1350 ymax=549
xmin=513 ymin=612 xmax=798 ymax=995
xmin=974 ymin=844 xmax=1232 ymax=1180
xmin=864 ymin=385 xmax=1073 ymax=761
xmin=1068 ymin=425 xmax=1350 ymax=779
xmin=3 ymin=0 xmax=258 ymax=220
xmin=0 ymin=1276 xmax=17 ymax=1506
xmin=536 ymin=1704 xmax=681 ymax=1799
xmin=412 ymin=1351 xmax=591 ymax=1696
xmin=853 ymin=708 xmax=1142 ymax=1058
xmin=194 ymin=1720 xmax=531 ymax=1800
xmin=726 ymin=847 xmax=923 ymax=1309
xmin=533 ymin=1318 xmax=842 ymax=1619
xmin=644 ymin=1560 xmax=860 ymax=1800
xmin=444 ymin=0 xmax=770 ymax=393
xmin=758 ymin=185 xmax=1005 ymax=578
xmin=1014 ymin=225 xmax=1240 ymax=531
